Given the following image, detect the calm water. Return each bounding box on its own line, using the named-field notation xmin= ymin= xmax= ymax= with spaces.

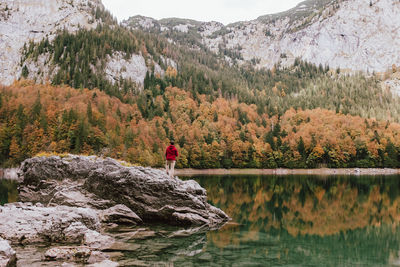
xmin=3 ymin=175 xmax=400 ymax=266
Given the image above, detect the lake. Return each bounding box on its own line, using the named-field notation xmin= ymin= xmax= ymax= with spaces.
xmin=2 ymin=174 xmax=400 ymax=266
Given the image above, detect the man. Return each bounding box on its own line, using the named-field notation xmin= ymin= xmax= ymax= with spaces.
xmin=165 ymin=140 xmax=178 ymax=178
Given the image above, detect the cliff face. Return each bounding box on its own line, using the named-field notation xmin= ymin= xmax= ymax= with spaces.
xmin=125 ymin=0 xmax=400 ymax=72
xmin=0 ymin=0 xmax=102 ymax=85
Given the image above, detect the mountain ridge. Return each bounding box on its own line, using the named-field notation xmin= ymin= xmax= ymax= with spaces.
xmin=124 ymin=0 xmax=400 ymax=73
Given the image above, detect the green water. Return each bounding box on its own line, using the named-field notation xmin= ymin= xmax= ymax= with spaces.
xmin=0 ymin=179 xmax=18 ymax=205
xmin=3 ymin=175 xmax=400 ymax=266
xmin=172 ymin=175 xmax=400 ymax=266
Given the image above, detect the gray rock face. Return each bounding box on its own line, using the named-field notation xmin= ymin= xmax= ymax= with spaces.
xmin=0 ymin=238 xmax=16 ymax=267
xmin=99 ymin=204 xmax=142 ymax=225
xmin=19 ymin=155 xmax=229 ymax=228
xmin=0 ymin=202 xmax=100 ymax=245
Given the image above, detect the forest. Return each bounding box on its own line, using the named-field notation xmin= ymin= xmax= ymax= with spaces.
xmin=1 ymin=82 xmax=400 ymax=169
xmin=9 ymin=5 xmax=400 ymax=169
xmin=23 ymin=22 xmax=400 ymax=123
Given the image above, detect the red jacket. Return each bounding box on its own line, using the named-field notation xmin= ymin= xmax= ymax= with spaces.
xmin=165 ymin=145 xmax=178 ymax=161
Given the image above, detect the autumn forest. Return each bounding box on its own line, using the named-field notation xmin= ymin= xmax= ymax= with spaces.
xmin=1 ymin=80 xmax=400 ymax=169
xmin=3 ymin=7 xmax=400 ymax=169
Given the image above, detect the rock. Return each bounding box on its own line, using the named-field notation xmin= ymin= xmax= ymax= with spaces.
xmin=19 ymin=155 xmax=229 ymax=228
xmin=99 ymin=205 xmax=142 ymax=225
xmin=87 ymin=259 xmax=119 ymax=267
xmin=0 ymin=202 xmax=99 ymax=245
xmin=44 ymin=246 xmax=91 ymax=261
xmin=87 ymin=251 xmax=110 ymax=264
xmin=0 ymin=238 xmax=16 ymax=267
xmin=63 ymin=222 xmax=90 ymax=244
xmin=102 ymin=242 xmax=141 ymax=252
xmin=84 ymin=230 xmax=115 ymax=250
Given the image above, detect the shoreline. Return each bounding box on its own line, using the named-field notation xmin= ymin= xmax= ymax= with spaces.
xmin=2 ymin=167 xmax=400 ymax=180
xmin=174 ymin=168 xmax=400 ymax=176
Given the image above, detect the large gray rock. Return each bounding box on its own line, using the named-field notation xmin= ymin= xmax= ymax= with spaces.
xmin=0 ymin=238 xmax=16 ymax=267
xmin=0 ymin=202 xmax=100 ymax=245
xmin=19 ymin=155 xmax=229 ymax=228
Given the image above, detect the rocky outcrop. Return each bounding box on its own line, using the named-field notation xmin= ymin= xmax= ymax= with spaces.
xmin=0 ymin=238 xmax=16 ymax=267
xmin=124 ymin=0 xmax=400 ymax=72
xmin=19 ymin=155 xmax=229 ymax=228
xmin=0 ymin=202 xmax=100 ymax=245
xmin=8 ymin=154 xmax=228 ymax=265
xmin=0 ymin=0 xmax=103 ymax=85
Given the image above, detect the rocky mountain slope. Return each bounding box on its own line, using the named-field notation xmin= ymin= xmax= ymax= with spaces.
xmin=0 ymin=0 xmax=174 ymax=89
xmin=0 ymin=0 xmax=103 ymax=85
xmin=124 ymin=0 xmax=400 ymax=73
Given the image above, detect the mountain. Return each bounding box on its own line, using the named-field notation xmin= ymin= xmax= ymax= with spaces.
xmin=0 ymin=0 xmax=176 ymax=92
xmin=2 ymin=0 xmax=400 ymax=168
xmin=3 ymin=0 xmax=400 ymax=121
xmin=124 ymin=0 xmax=400 ymax=73
xmin=0 ymin=0 xmax=105 ymax=85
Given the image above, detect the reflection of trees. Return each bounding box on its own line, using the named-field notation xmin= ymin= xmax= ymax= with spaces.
xmin=205 ymin=223 xmax=400 ymax=266
xmin=182 ymin=175 xmax=400 ymax=265
xmin=0 ymin=180 xmax=18 ymax=205
xmin=196 ymin=175 xmax=400 ymax=237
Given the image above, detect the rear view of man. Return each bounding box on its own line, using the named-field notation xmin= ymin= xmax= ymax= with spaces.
xmin=165 ymin=140 xmax=178 ymax=178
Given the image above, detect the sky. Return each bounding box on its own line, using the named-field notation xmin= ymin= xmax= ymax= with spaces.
xmin=101 ymin=0 xmax=304 ymax=25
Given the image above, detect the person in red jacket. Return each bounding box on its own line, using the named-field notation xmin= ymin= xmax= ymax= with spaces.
xmin=165 ymin=140 xmax=178 ymax=178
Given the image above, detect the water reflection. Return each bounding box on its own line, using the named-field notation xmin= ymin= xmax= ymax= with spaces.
xmin=192 ymin=175 xmax=400 ymax=266
xmin=3 ymin=175 xmax=400 ymax=266
xmin=0 ymin=179 xmax=18 ymax=205
xmin=199 ymin=175 xmax=400 ymax=237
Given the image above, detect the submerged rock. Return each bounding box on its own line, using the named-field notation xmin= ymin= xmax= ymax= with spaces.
xmin=44 ymin=246 xmax=91 ymax=262
xmin=19 ymin=155 xmax=229 ymax=228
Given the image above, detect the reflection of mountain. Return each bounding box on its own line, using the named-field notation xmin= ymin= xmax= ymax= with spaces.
xmin=197 ymin=175 xmax=400 ymax=236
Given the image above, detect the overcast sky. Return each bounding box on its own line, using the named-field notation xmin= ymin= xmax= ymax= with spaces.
xmin=102 ymin=0 xmax=304 ymax=25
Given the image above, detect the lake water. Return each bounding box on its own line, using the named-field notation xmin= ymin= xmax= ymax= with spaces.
xmin=3 ymin=175 xmax=400 ymax=266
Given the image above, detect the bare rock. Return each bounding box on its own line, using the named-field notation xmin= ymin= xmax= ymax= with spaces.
xmin=0 ymin=202 xmax=99 ymax=245
xmin=44 ymin=246 xmax=91 ymax=262
xmin=87 ymin=251 xmax=110 ymax=264
xmin=0 ymin=238 xmax=16 ymax=267
xmin=84 ymin=230 xmax=115 ymax=250
xmin=87 ymin=259 xmax=119 ymax=267
xmin=19 ymin=155 xmax=229 ymax=228
xmin=99 ymin=204 xmax=142 ymax=225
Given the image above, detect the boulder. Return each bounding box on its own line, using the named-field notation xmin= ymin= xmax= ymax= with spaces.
xmin=44 ymin=246 xmax=91 ymax=261
xmin=0 ymin=202 xmax=100 ymax=245
xmin=0 ymin=238 xmax=16 ymax=267
xmin=44 ymin=246 xmax=114 ymax=265
xmin=19 ymin=155 xmax=229 ymax=228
